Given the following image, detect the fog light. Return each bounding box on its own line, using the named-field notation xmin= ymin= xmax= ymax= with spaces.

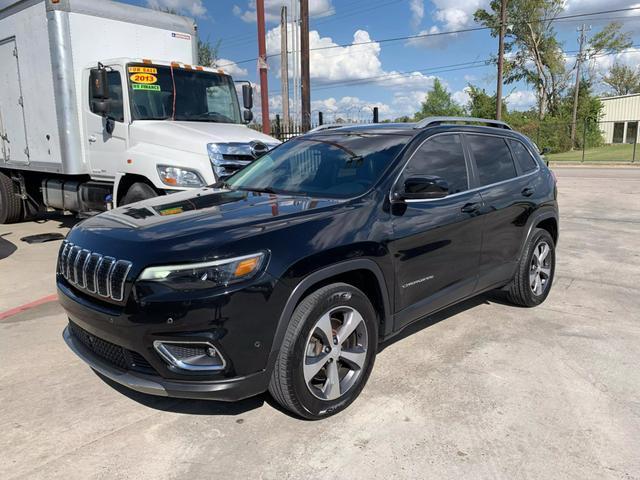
xmin=153 ymin=341 xmax=226 ymax=371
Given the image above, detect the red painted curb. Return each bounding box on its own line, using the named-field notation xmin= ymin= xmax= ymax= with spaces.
xmin=0 ymin=294 xmax=58 ymax=321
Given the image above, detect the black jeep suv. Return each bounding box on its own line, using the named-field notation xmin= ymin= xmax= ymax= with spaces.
xmin=58 ymin=117 xmax=558 ymax=419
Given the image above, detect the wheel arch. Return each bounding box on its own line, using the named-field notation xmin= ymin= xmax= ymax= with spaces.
xmin=267 ymin=259 xmax=392 ymax=371
xmin=517 ymin=209 xmax=559 ymax=262
xmin=114 ymin=174 xmax=160 ymax=207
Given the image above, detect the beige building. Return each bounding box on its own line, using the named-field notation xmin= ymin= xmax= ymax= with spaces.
xmin=599 ymin=93 xmax=640 ymax=144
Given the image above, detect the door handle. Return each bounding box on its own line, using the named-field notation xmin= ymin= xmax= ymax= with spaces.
xmin=522 ymin=187 xmax=535 ymax=197
xmin=88 ymin=135 xmax=97 ymax=143
xmin=461 ymin=202 xmax=481 ymax=214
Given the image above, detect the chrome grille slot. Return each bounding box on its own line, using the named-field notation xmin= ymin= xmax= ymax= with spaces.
xmin=57 ymin=241 xmax=132 ymax=302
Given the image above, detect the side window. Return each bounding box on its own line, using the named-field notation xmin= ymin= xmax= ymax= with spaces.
xmin=509 ymin=139 xmax=538 ymax=173
xmin=89 ymin=71 xmax=124 ymax=122
xmin=403 ymin=134 xmax=468 ymax=194
xmin=467 ymin=134 xmax=516 ymax=186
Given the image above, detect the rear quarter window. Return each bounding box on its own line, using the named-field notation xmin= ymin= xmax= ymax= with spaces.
xmin=509 ymin=139 xmax=539 ymax=173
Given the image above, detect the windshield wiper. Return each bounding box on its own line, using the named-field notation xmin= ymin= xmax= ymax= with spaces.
xmin=235 ymin=186 xmax=281 ymax=195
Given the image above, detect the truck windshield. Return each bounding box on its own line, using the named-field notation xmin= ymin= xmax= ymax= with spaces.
xmin=226 ymin=134 xmax=409 ymax=199
xmin=127 ymin=64 xmax=242 ymax=123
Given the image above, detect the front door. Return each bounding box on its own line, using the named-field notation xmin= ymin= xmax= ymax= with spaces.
xmin=0 ymin=39 xmax=29 ymax=165
xmin=84 ymin=67 xmax=128 ymax=181
xmin=390 ymin=133 xmax=484 ymax=330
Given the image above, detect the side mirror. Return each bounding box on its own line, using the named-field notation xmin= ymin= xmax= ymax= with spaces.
xmin=243 ymin=109 xmax=254 ymax=123
xmin=90 ymin=68 xmax=109 ymax=101
xmin=541 ymin=147 xmax=551 ymax=155
xmin=92 ymin=99 xmax=110 ymax=117
xmin=242 ymin=83 xmax=253 ymax=110
xmin=398 ymin=176 xmax=449 ymax=200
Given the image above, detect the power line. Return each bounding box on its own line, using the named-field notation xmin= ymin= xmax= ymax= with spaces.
xmin=215 ymin=6 xmax=640 ymax=69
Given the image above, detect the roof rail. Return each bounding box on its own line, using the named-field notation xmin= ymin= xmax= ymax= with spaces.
xmin=415 ymin=116 xmax=512 ymax=130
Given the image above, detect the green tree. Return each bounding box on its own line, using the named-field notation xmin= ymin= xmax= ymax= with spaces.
xmin=414 ymin=79 xmax=464 ymax=120
xmin=602 ymin=63 xmax=640 ymax=96
xmin=475 ymin=0 xmax=566 ymax=119
xmin=466 ymin=85 xmax=502 ymax=119
xmin=198 ymin=36 xmax=220 ymax=67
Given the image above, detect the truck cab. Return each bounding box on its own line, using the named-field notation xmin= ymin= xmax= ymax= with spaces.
xmin=83 ymin=59 xmax=279 ymax=206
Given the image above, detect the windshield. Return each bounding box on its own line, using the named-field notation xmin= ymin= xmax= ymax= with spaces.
xmin=226 ymin=133 xmax=408 ymax=199
xmin=127 ymin=64 xmax=242 ymax=123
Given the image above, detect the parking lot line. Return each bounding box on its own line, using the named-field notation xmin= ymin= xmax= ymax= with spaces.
xmin=0 ymin=294 xmax=57 ymax=321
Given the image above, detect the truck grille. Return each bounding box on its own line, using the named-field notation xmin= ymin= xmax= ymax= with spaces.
xmin=58 ymin=240 xmax=132 ymax=302
xmin=69 ymin=321 xmax=155 ymax=374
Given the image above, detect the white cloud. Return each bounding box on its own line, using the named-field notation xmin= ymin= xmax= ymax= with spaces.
xmin=266 ymin=25 xmax=436 ymax=90
xmin=406 ymin=25 xmax=449 ymax=49
xmin=431 ymin=0 xmax=489 ymax=31
xmin=235 ymin=0 xmax=334 ymax=24
xmin=505 ymin=90 xmax=537 ymax=111
xmin=146 ymin=0 xmax=207 ymax=17
xmin=452 ymin=87 xmax=471 ymax=106
xmin=215 ymin=58 xmax=248 ymax=77
xmin=410 ymin=0 xmax=424 ymax=28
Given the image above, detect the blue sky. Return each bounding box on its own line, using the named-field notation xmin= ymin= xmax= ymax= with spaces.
xmin=120 ymin=0 xmax=640 ymax=122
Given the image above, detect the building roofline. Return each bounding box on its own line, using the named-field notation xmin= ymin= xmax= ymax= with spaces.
xmin=598 ymin=93 xmax=640 ymax=101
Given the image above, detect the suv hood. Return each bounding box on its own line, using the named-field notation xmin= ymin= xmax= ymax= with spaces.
xmin=130 ymin=121 xmax=279 ymax=155
xmin=67 ymin=188 xmax=345 ymax=265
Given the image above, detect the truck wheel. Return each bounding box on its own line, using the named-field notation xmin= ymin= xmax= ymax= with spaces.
xmin=507 ymin=228 xmax=556 ymax=307
xmin=269 ymin=283 xmax=378 ymax=420
xmin=0 ymin=171 xmax=23 ymax=224
xmin=120 ymin=182 xmax=157 ymax=206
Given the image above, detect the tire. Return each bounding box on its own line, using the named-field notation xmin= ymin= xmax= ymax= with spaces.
xmin=120 ymin=182 xmax=157 ymax=206
xmin=0 ymin=171 xmax=23 ymax=224
xmin=269 ymin=283 xmax=378 ymax=420
xmin=507 ymin=228 xmax=556 ymax=307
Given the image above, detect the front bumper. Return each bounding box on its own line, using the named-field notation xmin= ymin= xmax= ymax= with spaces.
xmin=63 ymin=325 xmax=269 ymax=401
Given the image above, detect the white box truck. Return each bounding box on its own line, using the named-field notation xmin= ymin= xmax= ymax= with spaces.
xmin=0 ymin=0 xmax=278 ymax=223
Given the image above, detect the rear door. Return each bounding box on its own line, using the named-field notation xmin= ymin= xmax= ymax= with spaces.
xmin=466 ymin=133 xmax=539 ymax=290
xmin=390 ymin=133 xmax=484 ymax=330
xmin=0 ymin=39 xmax=29 ymax=165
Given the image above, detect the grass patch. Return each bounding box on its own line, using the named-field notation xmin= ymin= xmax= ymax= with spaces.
xmin=547 ymin=143 xmax=638 ymax=162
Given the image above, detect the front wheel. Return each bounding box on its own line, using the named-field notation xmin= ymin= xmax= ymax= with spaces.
xmin=507 ymin=228 xmax=556 ymax=307
xmin=269 ymin=283 xmax=378 ymax=419
xmin=120 ymin=182 xmax=158 ymax=206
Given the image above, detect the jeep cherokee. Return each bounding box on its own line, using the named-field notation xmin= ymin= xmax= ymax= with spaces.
xmin=58 ymin=117 xmax=559 ymax=419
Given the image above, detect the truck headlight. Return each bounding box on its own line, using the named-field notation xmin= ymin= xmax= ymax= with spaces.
xmin=157 ymin=165 xmax=204 ymax=187
xmin=138 ymin=252 xmax=267 ymax=290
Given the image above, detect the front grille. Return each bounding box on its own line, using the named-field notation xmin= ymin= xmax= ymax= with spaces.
xmin=58 ymin=241 xmax=132 ymax=302
xmin=69 ymin=321 xmax=156 ymax=374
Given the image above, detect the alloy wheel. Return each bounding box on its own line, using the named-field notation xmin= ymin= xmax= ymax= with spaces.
xmin=303 ymin=306 xmax=369 ymax=401
xmin=530 ymin=241 xmax=552 ymax=296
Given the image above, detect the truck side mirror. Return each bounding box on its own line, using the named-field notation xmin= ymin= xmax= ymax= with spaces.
xmin=242 ymin=83 xmax=253 ymax=110
xmin=90 ymin=68 xmax=109 ymax=101
xmin=243 ymin=109 xmax=254 ymax=123
xmin=92 ymin=99 xmax=111 ymax=117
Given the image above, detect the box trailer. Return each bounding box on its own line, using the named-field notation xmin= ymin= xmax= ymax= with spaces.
xmin=0 ymin=0 xmax=278 ymax=223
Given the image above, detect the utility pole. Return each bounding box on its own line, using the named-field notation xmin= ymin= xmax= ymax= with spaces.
xmin=256 ymin=0 xmax=270 ymax=134
xmin=300 ymin=0 xmax=311 ymax=132
xmin=570 ymin=24 xmax=590 ymax=149
xmin=495 ymin=0 xmax=507 ymax=120
xmin=280 ymin=6 xmax=290 ymax=130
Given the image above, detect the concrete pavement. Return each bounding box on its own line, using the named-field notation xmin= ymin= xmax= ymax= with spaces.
xmin=1 ymin=168 xmax=639 ymax=479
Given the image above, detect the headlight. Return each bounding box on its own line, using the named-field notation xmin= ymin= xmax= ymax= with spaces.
xmin=157 ymin=165 xmax=204 ymax=187
xmin=138 ymin=252 xmax=267 ymax=290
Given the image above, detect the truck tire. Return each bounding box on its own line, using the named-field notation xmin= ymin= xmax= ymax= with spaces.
xmin=120 ymin=182 xmax=157 ymax=206
xmin=269 ymin=283 xmax=378 ymax=420
xmin=0 ymin=171 xmax=23 ymax=224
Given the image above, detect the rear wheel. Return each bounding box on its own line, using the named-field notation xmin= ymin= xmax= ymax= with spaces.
xmin=507 ymin=228 xmax=555 ymax=307
xmin=120 ymin=182 xmax=157 ymax=206
xmin=269 ymin=283 xmax=378 ymax=419
xmin=0 ymin=171 xmax=23 ymax=224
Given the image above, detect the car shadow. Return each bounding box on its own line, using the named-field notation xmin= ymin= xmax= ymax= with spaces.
xmin=32 ymin=211 xmax=82 ymax=229
xmin=0 ymin=233 xmax=17 ymax=260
